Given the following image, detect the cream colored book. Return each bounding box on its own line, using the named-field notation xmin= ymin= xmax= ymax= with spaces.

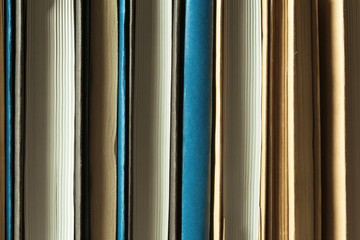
xmin=132 ymin=0 xmax=172 ymax=239
xmin=25 ymin=0 xmax=76 ymax=238
xmin=219 ymin=0 xmax=262 ymax=239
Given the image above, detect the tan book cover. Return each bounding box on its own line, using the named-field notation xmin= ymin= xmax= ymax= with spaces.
xmin=261 ymin=0 xmax=321 ymax=239
xmin=319 ymin=0 xmax=360 ymax=239
xmin=90 ymin=0 xmax=118 ymax=238
xmin=262 ymin=0 xmax=360 ymax=239
xmin=318 ymin=0 xmax=347 ymax=239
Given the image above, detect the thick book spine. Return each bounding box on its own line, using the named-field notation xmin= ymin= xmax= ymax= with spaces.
xmin=5 ymin=0 xmax=13 ymax=239
xmin=169 ymin=0 xmax=184 ymax=239
xmin=14 ymin=0 xmax=25 ymax=238
xmin=75 ymin=0 xmax=90 ymax=239
xmin=89 ymin=0 xmax=118 ymax=238
xmin=117 ymin=0 xmax=126 ymax=239
xmin=182 ymin=0 xmax=214 ymax=239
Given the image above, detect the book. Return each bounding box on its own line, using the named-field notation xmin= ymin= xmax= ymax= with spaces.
xmin=117 ymin=0 xmax=126 ymax=238
xmin=24 ymin=0 xmax=76 ymax=238
xmin=89 ymin=0 xmax=118 ymax=238
xmin=0 ymin=0 xmax=5 ymax=238
xmin=342 ymin=1 xmax=360 ymax=238
xmin=169 ymin=0 xmax=184 ymax=239
xmin=260 ymin=0 xmax=321 ymax=238
xmin=218 ymin=0 xmax=262 ymax=239
xmin=318 ymin=0 xmax=360 ymax=238
xmin=260 ymin=0 xmax=360 ymax=239
xmin=14 ymin=0 xmax=25 ymax=238
xmin=74 ymin=0 xmax=90 ymax=239
xmin=131 ymin=0 xmax=172 ymax=239
xmin=126 ymin=0 xmax=134 ymax=238
xmin=5 ymin=0 xmax=12 ymax=239
xmin=181 ymin=0 xmax=213 ymax=239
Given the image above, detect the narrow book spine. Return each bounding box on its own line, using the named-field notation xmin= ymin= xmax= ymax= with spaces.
xmin=169 ymin=0 xmax=184 ymax=239
xmin=5 ymin=0 xmax=13 ymax=239
xmin=117 ymin=0 xmax=126 ymax=239
xmin=14 ymin=0 xmax=25 ymax=238
xmin=213 ymin=0 xmax=223 ymax=238
xmin=126 ymin=0 xmax=134 ymax=238
xmin=182 ymin=0 xmax=214 ymax=239
xmin=0 ymin=0 xmax=6 ymax=238
xmin=75 ymin=0 xmax=90 ymax=239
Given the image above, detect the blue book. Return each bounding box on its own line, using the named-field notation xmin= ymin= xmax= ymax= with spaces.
xmin=5 ymin=0 xmax=12 ymax=239
xmin=117 ymin=0 xmax=126 ymax=239
xmin=182 ymin=0 xmax=214 ymax=239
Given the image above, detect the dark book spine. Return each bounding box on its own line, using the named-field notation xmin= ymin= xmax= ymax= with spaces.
xmin=14 ymin=0 xmax=25 ymax=239
xmin=75 ymin=0 xmax=90 ymax=239
xmin=168 ymin=0 xmax=185 ymax=239
xmin=126 ymin=0 xmax=135 ymax=238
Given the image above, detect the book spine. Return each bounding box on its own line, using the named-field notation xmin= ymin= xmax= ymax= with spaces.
xmin=75 ymin=0 xmax=90 ymax=239
xmin=117 ymin=0 xmax=126 ymax=239
xmin=5 ymin=0 xmax=13 ymax=239
xmin=182 ymin=0 xmax=214 ymax=239
xmin=0 ymin=0 xmax=5 ymax=238
xmin=169 ymin=0 xmax=184 ymax=239
xmin=14 ymin=0 xmax=25 ymax=238
xmin=89 ymin=0 xmax=118 ymax=238
xmin=126 ymin=0 xmax=134 ymax=238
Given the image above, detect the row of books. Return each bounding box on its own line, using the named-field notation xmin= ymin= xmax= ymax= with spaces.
xmin=1 ymin=0 xmax=261 ymax=239
xmin=2 ymin=0 xmax=360 ymax=239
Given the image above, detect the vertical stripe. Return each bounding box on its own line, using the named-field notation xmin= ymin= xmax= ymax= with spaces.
xmin=182 ymin=0 xmax=213 ymax=239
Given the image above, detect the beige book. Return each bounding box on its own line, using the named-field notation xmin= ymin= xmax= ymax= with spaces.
xmin=261 ymin=0 xmax=321 ymax=239
xmin=318 ymin=0 xmax=360 ymax=239
xmin=261 ymin=0 xmax=360 ymax=239
xmin=215 ymin=0 xmax=263 ymax=239
xmin=89 ymin=0 xmax=118 ymax=239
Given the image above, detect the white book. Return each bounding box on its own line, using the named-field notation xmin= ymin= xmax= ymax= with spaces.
xmin=25 ymin=0 xmax=75 ymax=238
xmin=222 ymin=0 xmax=262 ymax=239
xmin=132 ymin=0 xmax=172 ymax=239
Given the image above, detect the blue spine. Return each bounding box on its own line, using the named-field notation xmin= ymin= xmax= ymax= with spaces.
xmin=117 ymin=0 xmax=126 ymax=239
xmin=182 ymin=0 xmax=213 ymax=239
xmin=5 ymin=0 xmax=12 ymax=239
